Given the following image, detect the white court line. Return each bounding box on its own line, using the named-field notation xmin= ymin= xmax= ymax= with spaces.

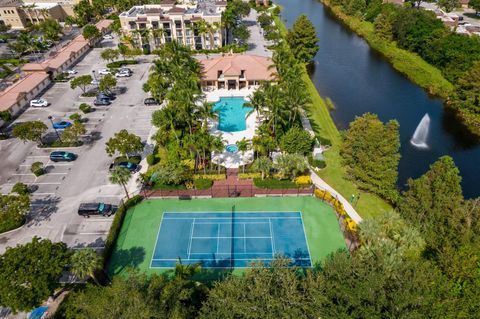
xmin=216 ymin=223 xmax=220 ymax=254
xmin=193 ymin=236 xmax=271 ymax=239
xmin=300 ymin=211 xmax=313 ymax=266
xmin=193 ymin=221 xmax=269 ymax=225
xmin=151 ymin=257 xmax=311 ymax=261
xmin=163 ymin=217 xmax=300 ymax=220
xmin=150 ymin=215 xmax=165 ymax=268
xmin=269 ymin=218 xmax=275 ymax=257
xmin=244 ymin=223 xmax=246 ymax=253
xmin=187 ymin=218 xmax=195 ymax=260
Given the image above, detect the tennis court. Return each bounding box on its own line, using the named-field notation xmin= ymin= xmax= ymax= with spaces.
xmin=108 ymin=197 xmax=346 ymax=276
xmin=151 ymin=211 xmax=311 ymax=268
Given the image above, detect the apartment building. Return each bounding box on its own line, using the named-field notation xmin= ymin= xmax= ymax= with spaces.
xmin=0 ymin=0 xmax=78 ymax=29
xmin=119 ymin=0 xmax=227 ymax=51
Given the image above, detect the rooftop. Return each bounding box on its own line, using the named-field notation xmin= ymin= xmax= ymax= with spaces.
xmin=0 ymin=72 xmax=49 ymax=111
xmin=120 ymin=0 xmax=223 ymax=18
xmin=199 ymin=54 xmax=276 ymax=81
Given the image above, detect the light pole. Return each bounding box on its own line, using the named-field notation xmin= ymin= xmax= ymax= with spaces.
xmin=48 ymin=116 xmax=62 ymax=143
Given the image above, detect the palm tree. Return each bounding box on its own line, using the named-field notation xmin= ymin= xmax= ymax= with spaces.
xmin=193 ymin=20 xmax=208 ymax=49
xmin=211 ymin=135 xmax=225 ymax=173
xmin=110 ymin=166 xmax=132 ymax=200
xmin=251 ymin=156 xmax=272 ymax=180
xmin=236 ymin=138 xmax=250 ymax=173
xmin=175 ymin=258 xmax=202 ymax=280
xmin=70 ymin=248 xmax=103 ymax=285
xmin=197 ymin=101 xmax=216 ymax=128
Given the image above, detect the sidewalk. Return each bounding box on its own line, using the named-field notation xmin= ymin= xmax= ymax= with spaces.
xmin=310 ymin=170 xmax=363 ymax=224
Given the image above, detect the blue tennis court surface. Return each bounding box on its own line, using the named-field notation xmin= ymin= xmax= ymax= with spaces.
xmin=151 ymin=211 xmax=312 ymax=268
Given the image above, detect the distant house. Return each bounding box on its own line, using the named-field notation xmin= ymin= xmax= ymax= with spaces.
xmin=199 ymin=54 xmax=276 ymax=90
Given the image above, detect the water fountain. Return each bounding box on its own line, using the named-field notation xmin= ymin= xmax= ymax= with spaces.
xmin=410 ymin=114 xmax=430 ymax=148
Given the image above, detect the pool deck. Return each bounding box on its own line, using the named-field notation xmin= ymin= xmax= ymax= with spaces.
xmin=207 ymin=89 xmax=258 ymax=169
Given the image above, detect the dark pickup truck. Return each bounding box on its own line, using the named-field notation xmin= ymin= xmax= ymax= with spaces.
xmin=77 ymin=202 xmax=115 ymax=217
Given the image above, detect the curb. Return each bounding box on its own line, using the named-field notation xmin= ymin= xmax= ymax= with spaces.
xmin=0 ymin=222 xmax=26 ymax=236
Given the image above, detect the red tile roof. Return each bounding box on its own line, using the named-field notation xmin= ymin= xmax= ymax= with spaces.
xmin=200 ymin=54 xmax=276 ymax=81
xmin=0 ymin=72 xmax=49 ymax=111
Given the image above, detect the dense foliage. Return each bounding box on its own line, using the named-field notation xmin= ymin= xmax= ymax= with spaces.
xmin=341 ymin=113 xmax=400 ymax=201
xmin=328 ymin=0 xmax=480 ymax=135
xmin=0 ymin=193 xmax=29 ymax=233
xmin=0 ymin=238 xmax=70 ymax=312
xmin=286 ymin=15 xmax=319 ymax=63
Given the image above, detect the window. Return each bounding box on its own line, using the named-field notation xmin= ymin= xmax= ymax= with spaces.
xmin=240 ymin=70 xmax=245 ymax=78
xmin=217 ymin=70 xmax=223 ymax=78
xmin=152 ymin=21 xmax=158 ymax=29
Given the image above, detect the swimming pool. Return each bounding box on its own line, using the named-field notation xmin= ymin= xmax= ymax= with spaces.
xmin=212 ymin=97 xmax=252 ymax=132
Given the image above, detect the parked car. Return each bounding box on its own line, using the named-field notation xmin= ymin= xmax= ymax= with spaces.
xmin=119 ymin=67 xmax=133 ymax=73
xmin=93 ymin=98 xmax=111 ymax=106
xmin=30 ymin=99 xmax=48 ymax=107
xmin=91 ymin=79 xmax=100 ymax=86
xmin=66 ymin=69 xmax=77 ymax=75
xmin=52 ymin=121 xmax=72 ymax=129
xmin=77 ymin=202 xmax=115 ymax=217
xmin=98 ymin=92 xmax=115 ymax=100
xmin=103 ymin=34 xmax=114 ymax=40
xmin=98 ymin=68 xmax=111 ymax=75
xmin=109 ymin=161 xmax=139 ymax=172
xmin=144 ymin=98 xmax=160 ymax=106
xmin=115 ymin=70 xmax=131 ymax=78
xmin=49 ymin=151 xmax=77 ymax=162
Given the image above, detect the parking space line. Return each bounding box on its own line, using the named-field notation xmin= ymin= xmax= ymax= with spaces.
xmin=31 ymin=193 xmax=55 ymax=196
xmin=12 ymin=173 xmax=35 ymax=176
xmin=33 ymin=182 xmax=62 ymax=185
xmin=45 ymin=172 xmax=68 ymax=175
xmin=50 ymin=163 xmax=74 ymax=166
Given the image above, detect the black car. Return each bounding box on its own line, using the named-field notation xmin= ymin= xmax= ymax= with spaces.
xmin=144 ymin=98 xmax=160 ymax=106
xmin=98 ymin=93 xmax=115 ymax=100
xmin=77 ymin=202 xmax=114 ymax=217
xmin=93 ymin=98 xmax=111 ymax=106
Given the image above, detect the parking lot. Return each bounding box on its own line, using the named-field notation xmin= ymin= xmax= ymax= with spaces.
xmin=0 ymin=37 xmax=158 ymax=252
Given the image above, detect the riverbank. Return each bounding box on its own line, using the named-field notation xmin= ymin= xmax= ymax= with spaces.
xmin=318 ymin=0 xmax=454 ymax=99
xmin=273 ymin=13 xmax=392 ymax=219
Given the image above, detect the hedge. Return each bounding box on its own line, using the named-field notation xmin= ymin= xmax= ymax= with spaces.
xmin=194 ymin=179 xmax=213 ymax=190
xmin=106 ymin=60 xmax=138 ymax=68
xmin=192 ymin=174 xmax=225 ymax=181
xmin=103 ymin=195 xmax=143 ymax=266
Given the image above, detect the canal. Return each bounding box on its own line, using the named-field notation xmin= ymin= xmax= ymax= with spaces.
xmin=274 ymin=0 xmax=480 ymax=198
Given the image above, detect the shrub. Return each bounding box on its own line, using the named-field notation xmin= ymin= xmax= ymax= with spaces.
xmin=31 ymin=162 xmax=44 ymax=176
xmin=280 ymin=127 xmax=313 ymax=155
xmin=103 ymin=195 xmax=143 ymax=265
xmin=142 ymin=47 xmax=150 ymax=55
xmin=254 ymin=178 xmax=298 ymax=189
xmin=344 ymin=217 xmax=358 ymax=233
xmin=192 ymin=174 xmax=225 ymax=181
xmin=69 ymin=113 xmax=82 ymax=123
xmin=146 ymin=154 xmax=158 ymax=166
xmin=106 ymin=60 xmax=137 ymax=68
xmin=294 ymin=175 xmax=312 ymax=186
xmin=113 ymin=155 xmax=141 ymax=165
xmin=181 ymin=159 xmax=195 ymax=170
xmin=79 ymin=103 xmax=92 ymax=114
xmin=194 ymin=179 xmax=213 ymax=190
xmin=238 ymin=172 xmax=262 ymax=179
xmin=11 ymin=183 xmax=29 ymax=195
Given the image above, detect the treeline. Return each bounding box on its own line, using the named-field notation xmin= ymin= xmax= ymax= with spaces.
xmin=327 ymin=0 xmax=480 ymax=136
xmin=54 ymin=155 xmax=480 ymax=318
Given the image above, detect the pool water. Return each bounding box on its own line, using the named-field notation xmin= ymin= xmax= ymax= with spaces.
xmin=212 ymin=97 xmax=252 ymax=132
xmin=226 ymin=144 xmax=239 ymax=153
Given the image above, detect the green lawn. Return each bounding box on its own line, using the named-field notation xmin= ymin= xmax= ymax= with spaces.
xmin=107 ymin=197 xmax=346 ymax=277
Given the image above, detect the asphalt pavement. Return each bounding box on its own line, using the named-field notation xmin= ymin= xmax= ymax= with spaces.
xmin=0 ymin=36 xmax=157 ymax=252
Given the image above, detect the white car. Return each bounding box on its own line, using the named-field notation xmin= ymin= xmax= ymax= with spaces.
xmin=91 ymin=79 xmax=100 ymax=86
xmin=66 ymin=69 xmax=77 ymax=75
xmin=98 ymin=69 xmax=111 ymax=75
xmin=115 ymin=71 xmax=131 ymax=78
xmin=30 ymin=99 xmax=48 ymax=107
xmin=103 ymin=34 xmax=113 ymax=40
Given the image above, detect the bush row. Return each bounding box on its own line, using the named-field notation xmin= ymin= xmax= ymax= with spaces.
xmin=103 ymin=195 xmax=143 ymax=265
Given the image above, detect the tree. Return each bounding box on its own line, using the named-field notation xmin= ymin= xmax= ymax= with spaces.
xmin=398 ymin=156 xmax=464 ymax=251
xmin=232 ymin=24 xmax=250 ymax=44
xmin=470 ymin=0 xmax=480 ymax=14
xmin=374 ymin=13 xmax=394 ymax=40
xmin=73 ymin=0 xmax=93 ymax=25
xmin=11 ymin=182 xmax=29 ymax=196
xmin=99 ymin=74 xmax=117 ymax=93
xmin=236 ymin=138 xmax=250 ymax=173
xmin=251 ymin=156 xmax=272 ymax=180
xmin=341 ymin=113 xmax=400 ymax=201
xmin=279 ymin=127 xmax=313 ymax=155
xmin=286 ymin=15 xmax=319 ymax=63
xmin=275 ymin=153 xmax=308 ymax=179
xmin=152 ymin=160 xmax=189 ymax=185
xmin=109 ymin=167 xmax=132 ymax=200
xmin=438 ymin=0 xmax=459 ymax=12
xmin=105 ymin=129 xmax=143 ymax=159
xmin=38 ymin=19 xmax=61 ymax=41
xmin=70 ymin=74 xmax=93 ymax=94
xmin=82 ymin=24 xmax=101 ymax=42
xmin=70 ymin=248 xmax=102 ymax=284
xmin=0 ymin=237 xmax=70 ymax=312
xmin=100 ymin=48 xmax=119 ymax=63
xmin=0 ymin=194 xmax=29 ymax=233
xmin=12 ymin=121 xmax=47 ymax=145
xmin=62 ymin=122 xmax=86 ymax=145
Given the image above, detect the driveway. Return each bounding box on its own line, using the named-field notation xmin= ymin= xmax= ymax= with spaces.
xmin=245 ymin=9 xmax=273 ymax=57
xmin=0 ymin=37 xmax=157 ymax=252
